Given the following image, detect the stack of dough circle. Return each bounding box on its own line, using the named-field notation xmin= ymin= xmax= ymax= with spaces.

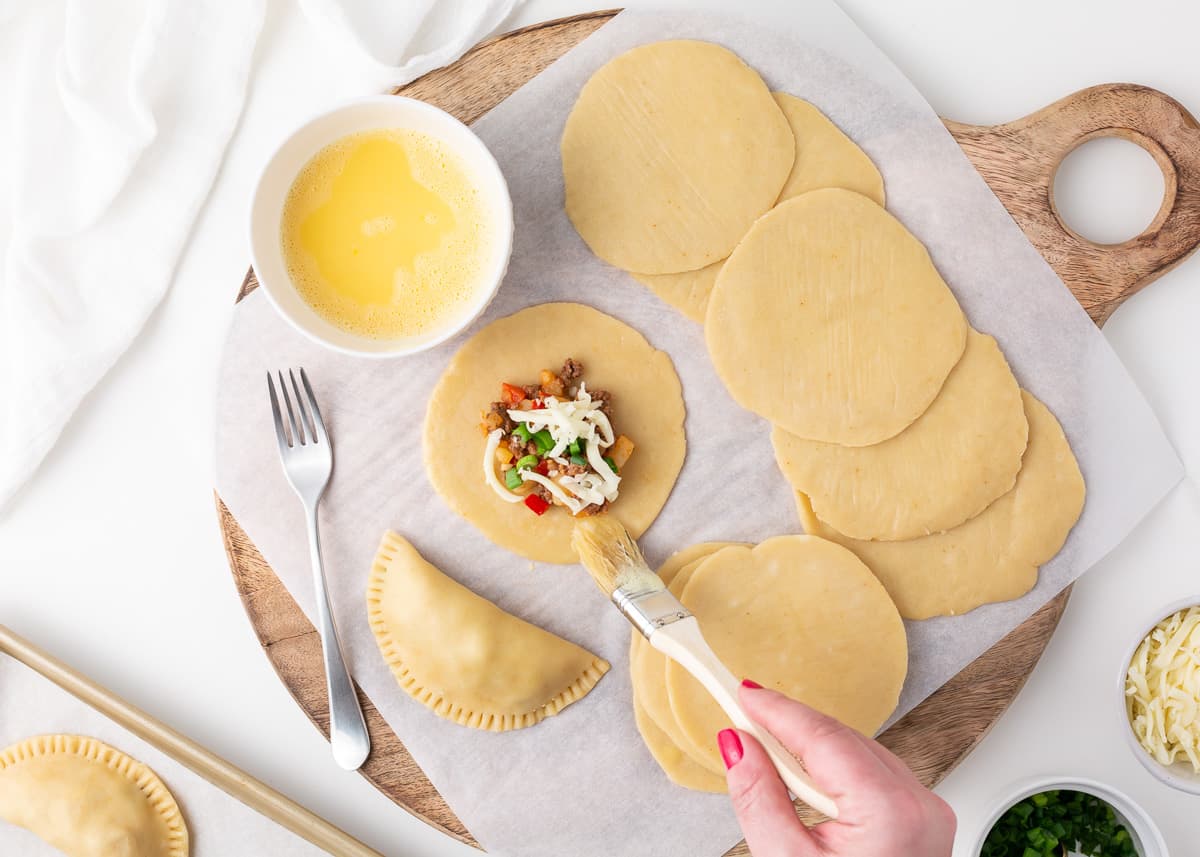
xmin=630 ymin=537 xmax=907 ymax=788
xmin=705 ymin=188 xmax=968 ymax=445
xmin=562 ymin=40 xmax=794 ymax=274
xmin=772 ymin=329 xmax=1029 ymax=541
xmin=798 ymin=392 xmax=1085 ymax=620
xmin=424 ymin=303 xmax=685 ymax=564
xmin=632 ymin=93 xmax=885 ymax=322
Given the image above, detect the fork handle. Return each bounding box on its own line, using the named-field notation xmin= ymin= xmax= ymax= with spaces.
xmin=305 ymin=505 xmax=371 ymax=770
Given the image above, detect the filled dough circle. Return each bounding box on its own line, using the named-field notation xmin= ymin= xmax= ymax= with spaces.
xmin=773 ymin=330 xmax=1028 ymax=540
xmin=665 ymin=536 xmax=907 ymax=773
xmin=424 ymin=302 xmax=685 ymax=563
xmin=797 ymin=392 xmax=1085 ymax=620
xmin=562 ymin=40 xmax=793 ymax=274
xmin=706 ymin=188 xmax=967 ymax=445
xmin=0 ymin=734 xmax=188 ymax=857
xmin=632 ymin=93 xmax=884 ymax=322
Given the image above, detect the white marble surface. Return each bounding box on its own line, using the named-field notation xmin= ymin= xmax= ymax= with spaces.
xmin=1 ymin=1 xmax=1198 ymax=855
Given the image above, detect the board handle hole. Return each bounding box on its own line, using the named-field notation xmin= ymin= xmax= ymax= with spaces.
xmin=1050 ymin=132 xmax=1174 ymax=247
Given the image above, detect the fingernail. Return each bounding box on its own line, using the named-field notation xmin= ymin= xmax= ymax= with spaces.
xmin=741 ymin=679 xmax=763 ymax=690
xmin=717 ymin=729 xmax=743 ymax=769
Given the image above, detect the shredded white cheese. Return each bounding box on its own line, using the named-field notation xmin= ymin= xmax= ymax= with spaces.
xmin=483 ymin=385 xmax=621 ymax=511
xmin=1126 ymin=605 xmax=1200 ymax=772
xmin=483 ymin=429 xmax=523 ymax=503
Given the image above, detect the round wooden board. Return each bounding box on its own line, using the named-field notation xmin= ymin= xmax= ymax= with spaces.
xmin=216 ymin=10 xmax=1200 ymax=853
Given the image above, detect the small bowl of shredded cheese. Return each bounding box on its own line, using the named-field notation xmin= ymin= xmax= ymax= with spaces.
xmin=1121 ymin=597 xmax=1200 ymax=794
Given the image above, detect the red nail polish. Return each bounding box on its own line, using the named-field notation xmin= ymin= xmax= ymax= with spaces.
xmin=741 ymin=679 xmax=763 ymax=690
xmin=717 ymin=729 xmax=743 ymax=769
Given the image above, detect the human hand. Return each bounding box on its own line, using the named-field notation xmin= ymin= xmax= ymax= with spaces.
xmin=719 ymin=682 xmax=956 ymax=857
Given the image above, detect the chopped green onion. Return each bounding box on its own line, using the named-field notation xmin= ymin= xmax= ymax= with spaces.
xmin=569 ymin=454 xmax=588 ymax=467
xmin=568 ymin=439 xmax=583 ymax=456
xmin=513 ymin=424 xmax=533 ymax=443
xmin=603 ymin=455 xmax=618 ymax=474
xmin=982 ymin=790 xmax=1137 ymax=857
xmin=515 ymin=454 xmax=540 ymax=471
xmin=532 ymin=429 xmax=554 ymax=454
xmin=504 ymin=467 xmax=523 ymax=490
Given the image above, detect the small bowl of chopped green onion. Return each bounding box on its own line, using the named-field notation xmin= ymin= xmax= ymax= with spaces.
xmin=974 ymin=777 xmax=1167 ymax=857
xmin=1119 ymin=597 xmax=1200 ymax=795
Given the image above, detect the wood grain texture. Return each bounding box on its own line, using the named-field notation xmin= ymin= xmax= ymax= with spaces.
xmin=218 ymin=9 xmax=1200 ymax=854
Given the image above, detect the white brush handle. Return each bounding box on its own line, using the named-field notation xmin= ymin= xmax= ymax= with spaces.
xmin=651 ymin=617 xmax=839 ymax=819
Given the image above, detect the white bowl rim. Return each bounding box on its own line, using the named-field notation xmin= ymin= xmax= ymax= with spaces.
xmin=969 ymin=775 xmax=1169 ymax=857
xmin=1116 ymin=594 xmax=1200 ymax=795
xmin=247 ymin=94 xmax=514 ymax=359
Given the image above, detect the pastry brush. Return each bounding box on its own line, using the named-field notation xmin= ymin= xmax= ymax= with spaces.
xmin=571 ymin=516 xmax=838 ymax=819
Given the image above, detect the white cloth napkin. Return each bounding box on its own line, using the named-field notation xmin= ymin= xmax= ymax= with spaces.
xmin=0 ymin=0 xmax=521 ymax=512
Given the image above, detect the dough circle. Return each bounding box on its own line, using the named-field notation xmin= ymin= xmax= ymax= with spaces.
xmin=631 ymin=544 xmax=744 ymax=779
xmin=705 ymin=188 xmax=967 ymax=445
xmin=633 ymin=691 xmax=727 ymax=793
xmin=665 ymin=536 xmax=908 ymax=774
xmin=772 ymin=330 xmax=1028 ymax=541
xmin=797 ymin=392 xmax=1085 ymax=620
xmin=424 ymin=302 xmax=685 ymax=563
xmin=633 ymin=93 xmax=884 ymax=322
xmin=367 ymin=531 xmax=609 ymax=731
xmin=0 ymin=734 xmax=188 ymax=857
xmin=562 ymin=40 xmax=793 ymax=274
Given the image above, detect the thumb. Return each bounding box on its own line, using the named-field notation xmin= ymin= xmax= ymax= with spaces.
xmin=720 ymin=729 xmax=820 ymax=857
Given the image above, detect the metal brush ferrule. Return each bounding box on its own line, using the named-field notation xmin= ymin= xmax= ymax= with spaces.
xmin=613 ymin=587 xmax=692 ymax=639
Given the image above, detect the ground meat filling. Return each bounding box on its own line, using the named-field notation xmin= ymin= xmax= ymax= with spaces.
xmin=479 ymin=357 xmax=636 ymax=517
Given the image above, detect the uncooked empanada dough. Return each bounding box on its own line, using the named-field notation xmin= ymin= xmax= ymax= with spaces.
xmin=773 ymin=330 xmax=1028 ymax=540
xmin=630 ymin=544 xmax=744 ymax=780
xmin=0 ymin=734 xmax=188 ymax=857
xmin=367 ymin=531 xmax=609 ymax=731
xmin=562 ymin=40 xmax=793 ymax=274
xmin=664 ymin=536 xmax=907 ymax=773
xmin=633 ymin=93 xmax=884 ymax=322
xmin=797 ymin=392 xmax=1085 ymax=620
xmin=424 ymin=303 xmax=685 ymax=564
xmin=633 ymin=692 xmax=726 ymax=793
xmin=706 ymin=188 xmax=967 ymax=445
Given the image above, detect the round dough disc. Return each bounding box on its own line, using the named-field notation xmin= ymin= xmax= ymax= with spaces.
xmin=773 ymin=329 xmax=1028 ymax=540
xmin=705 ymin=188 xmax=967 ymax=445
xmin=632 ymin=545 xmax=746 ymax=778
xmin=664 ymin=536 xmax=908 ymax=774
xmin=562 ymin=40 xmax=793 ymax=274
xmin=632 ymin=93 xmax=884 ymax=322
xmin=797 ymin=392 xmax=1085 ymax=620
xmin=424 ymin=303 xmax=685 ymax=563
xmin=633 ymin=691 xmax=727 ymax=793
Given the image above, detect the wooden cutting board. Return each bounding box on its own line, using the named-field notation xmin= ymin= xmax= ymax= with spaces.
xmin=215 ymin=10 xmax=1200 ymax=854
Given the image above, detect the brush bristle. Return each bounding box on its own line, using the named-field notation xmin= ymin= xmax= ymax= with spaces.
xmin=571 ymin=515 xmax=662 ymax=597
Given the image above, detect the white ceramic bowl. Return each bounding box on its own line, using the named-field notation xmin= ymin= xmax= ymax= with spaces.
xmin=972 ymin=776 xmax=1168 ymax=857
xmin=1117 ymin=595 xmax=1200 ymax=795
xmin=248 ymin=95 xmax=513 ymax=358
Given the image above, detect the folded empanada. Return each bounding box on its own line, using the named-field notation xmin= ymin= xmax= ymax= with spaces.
xmin=367 ymin=531 xmax=609 ymax=731
xmin=0 ymin=734 xmax=188 ymax=857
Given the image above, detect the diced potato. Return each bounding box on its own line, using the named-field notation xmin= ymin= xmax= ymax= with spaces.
xmin=495 ymin=445 xmax=514 ymax=465
xmin=540 ymin=369 xmax=565 ymax=398
xmin=610 ymin=435 xmax=635 ymax=469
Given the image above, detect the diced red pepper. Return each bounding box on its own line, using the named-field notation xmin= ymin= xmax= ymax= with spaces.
xmin=524 ymin=494 xmax=550 ymax=515
xmin=531 ymin=398 xmax=546 ymax=410
xmin=500 ymin=383 xmax=525 ymax=407
xmin=534 ymin=460 xmax=550 ymax=477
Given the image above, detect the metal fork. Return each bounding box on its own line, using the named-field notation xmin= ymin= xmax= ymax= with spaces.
xmin=268 ymin=368 xmax=370 ymax=771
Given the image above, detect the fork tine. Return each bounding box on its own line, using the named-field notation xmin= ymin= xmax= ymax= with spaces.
xmin=267 ymin=372 xmax=292 ymax=450
xmin=278 ymin=370 xmax=305 ymax=445
xmin=299 ymin=368 xmax=328 ymax=444
xmin=290 ymin=369 xmax=317 ymax=442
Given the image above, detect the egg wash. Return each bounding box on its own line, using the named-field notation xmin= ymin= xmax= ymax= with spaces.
xmin=281 ymin=128 xmax=494 ymax=340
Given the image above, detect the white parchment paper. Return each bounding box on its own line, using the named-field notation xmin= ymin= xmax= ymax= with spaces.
xmin=215 ymin=8 xmax=1183 ymax=857
xmin=0 ymin=655 xmax=330 ymax=856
